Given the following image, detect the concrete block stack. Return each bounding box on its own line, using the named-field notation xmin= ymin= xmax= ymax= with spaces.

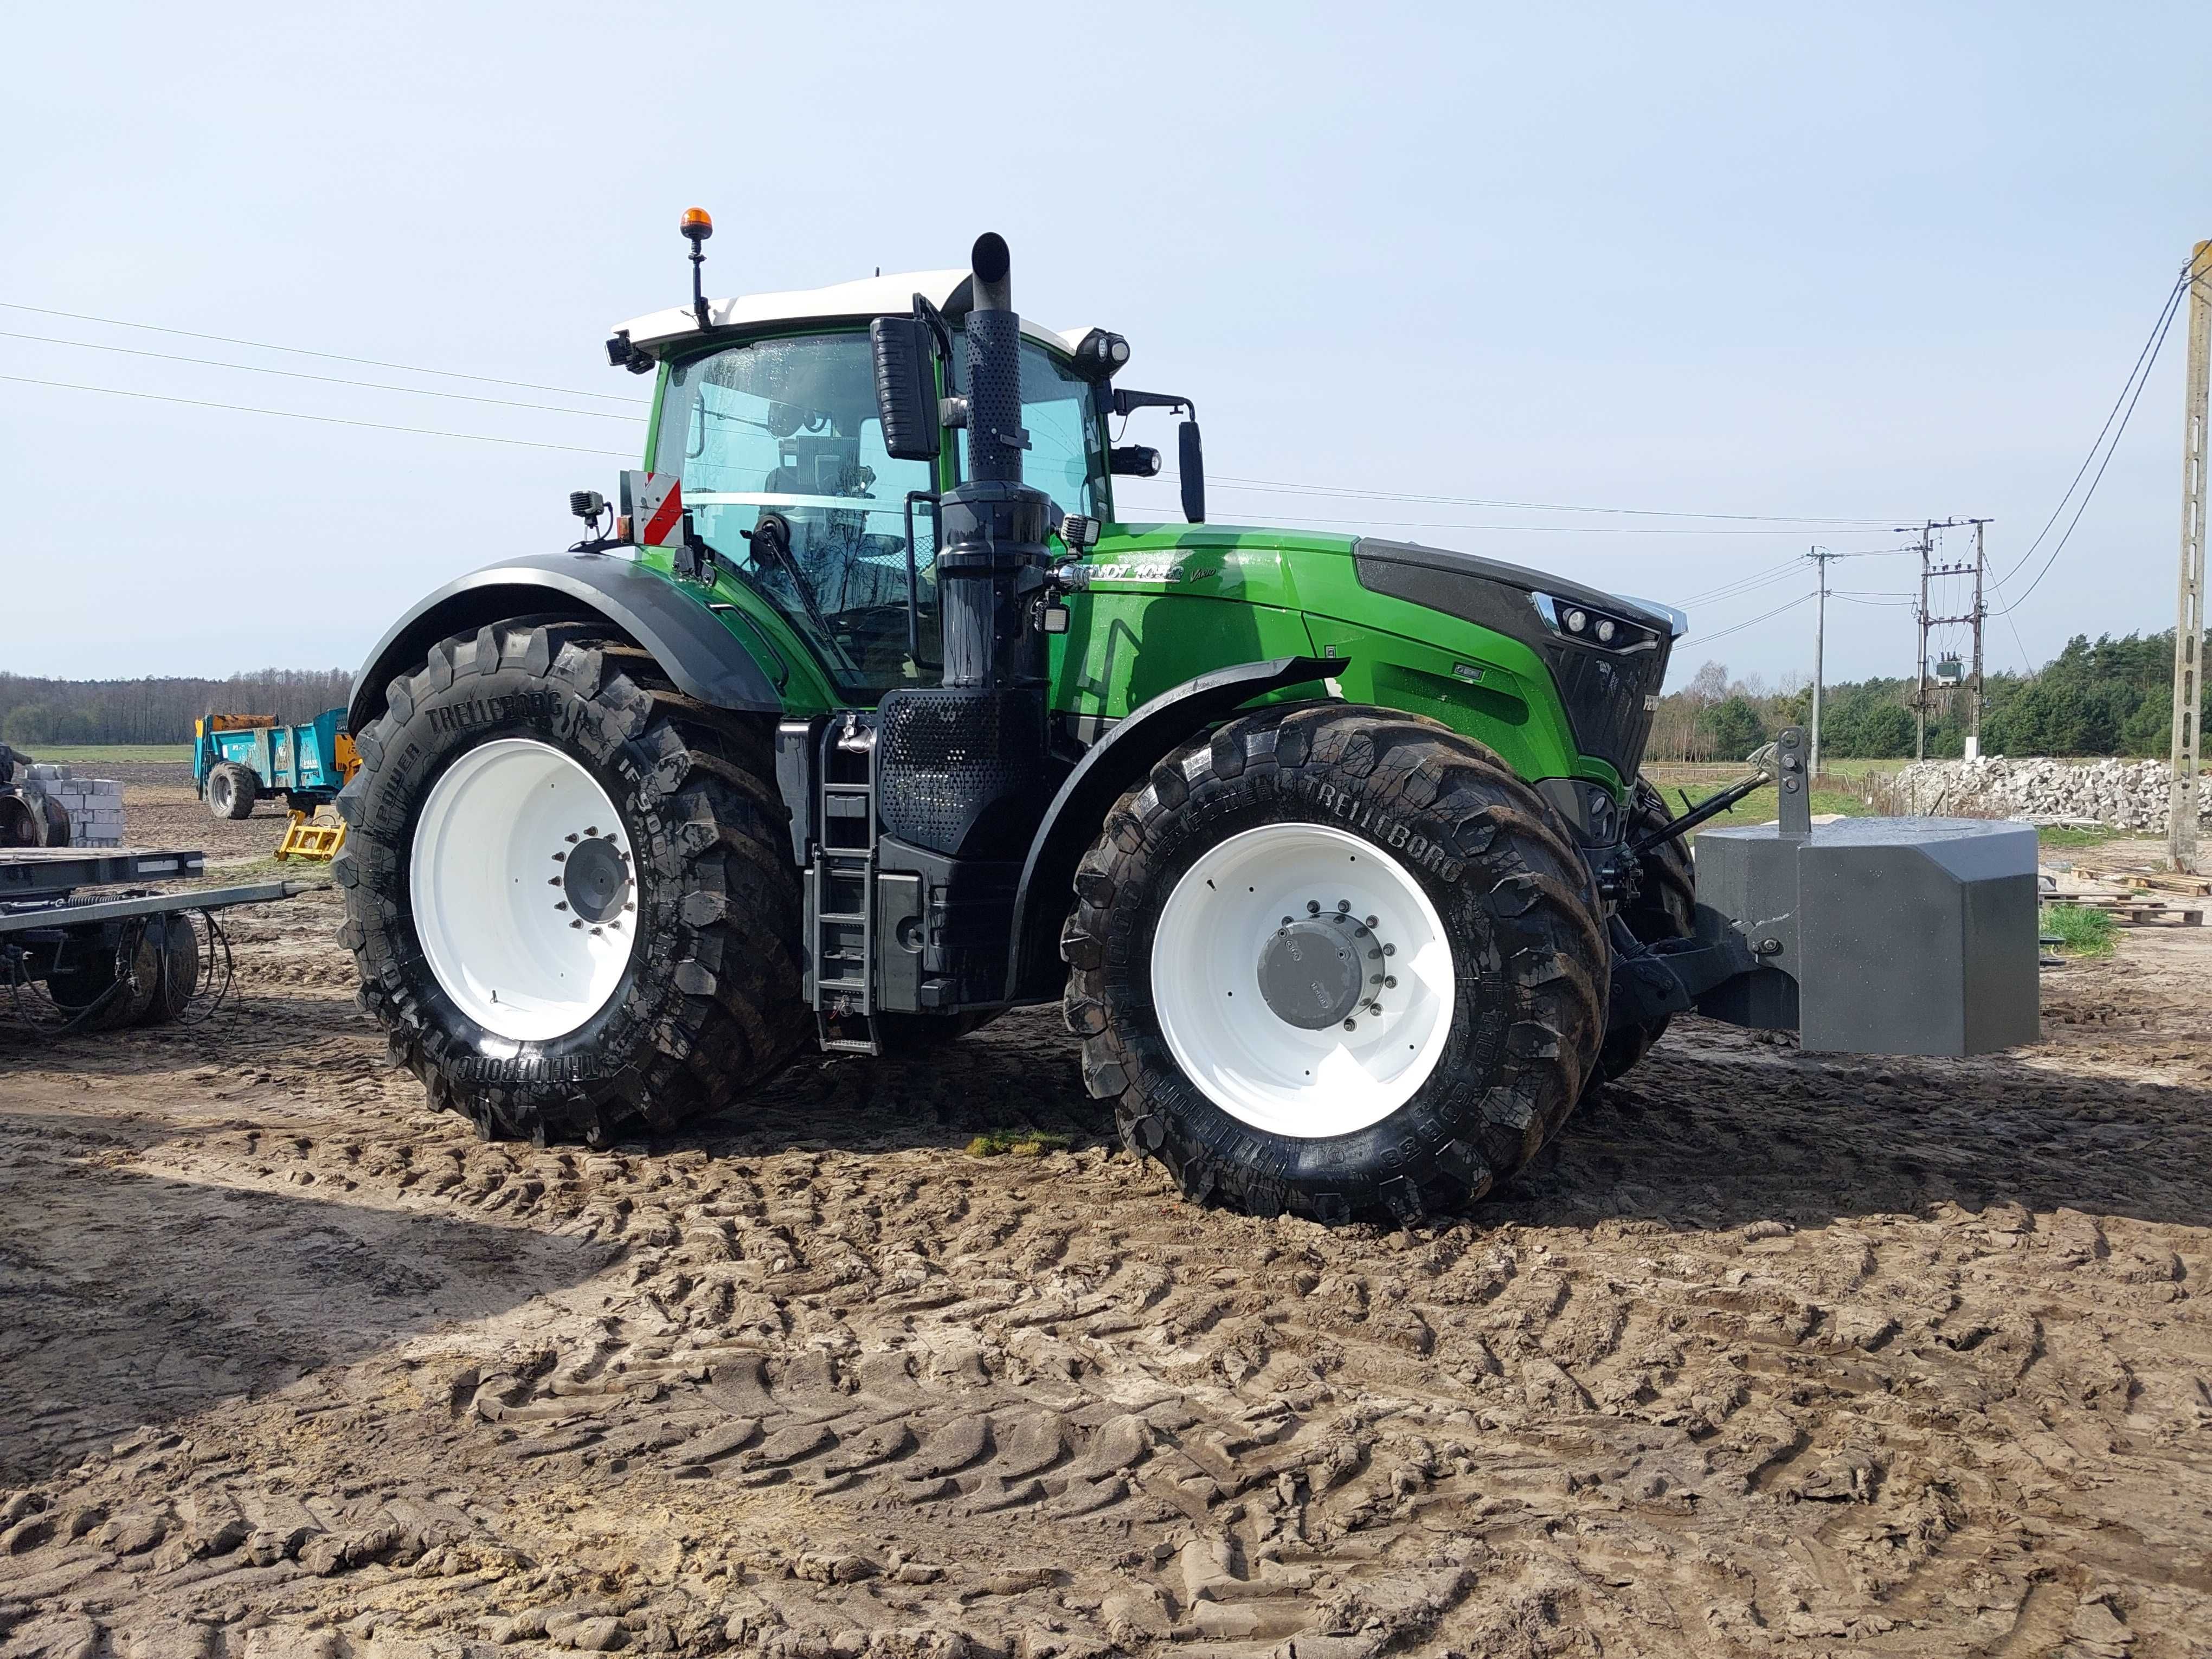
xmin=23 ymin=763 xmax=127 ymax=847
xmin=1877 ymin=755 xmax=2210 ymax=833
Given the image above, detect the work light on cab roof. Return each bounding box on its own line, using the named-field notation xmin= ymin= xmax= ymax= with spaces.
xmin=336 ymin=217 xmax=2042 ymax=1231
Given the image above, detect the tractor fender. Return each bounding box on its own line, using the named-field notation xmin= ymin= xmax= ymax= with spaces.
xmin=345 ymin=551 xmax=783 ymax=735
xmin=1004 ymin=655 xmax=1336 ymax=1003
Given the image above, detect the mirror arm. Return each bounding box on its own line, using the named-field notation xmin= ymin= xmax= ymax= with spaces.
xmin=1110 ymin=388 xmax=1194 ymax=419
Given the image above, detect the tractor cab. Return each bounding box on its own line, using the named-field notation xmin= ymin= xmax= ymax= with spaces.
xmin=608 ymin=271 xmax=1141 ymax=704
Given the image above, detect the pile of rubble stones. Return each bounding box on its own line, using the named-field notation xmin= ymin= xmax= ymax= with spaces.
xmin=1876 ymin=754 xmax=2208 ymax=831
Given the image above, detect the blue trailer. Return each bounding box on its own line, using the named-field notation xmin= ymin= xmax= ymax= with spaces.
xmin=194 ymin=709 xmax=358 ymax=821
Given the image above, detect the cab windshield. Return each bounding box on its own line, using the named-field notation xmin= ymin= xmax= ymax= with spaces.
xmin=655 ymin=330 xmax=935 ymax=697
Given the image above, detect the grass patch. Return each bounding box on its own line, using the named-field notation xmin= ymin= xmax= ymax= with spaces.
xmin=1644 ymin=783 xmax=1872 ymax=842
xmin=22 ymin=744 xmax=195 ymax=764
xmin=965 ymin=1128 xmax=1073 ymax=1160
xmin=2040 ymin=904 xmax=2118 ymax=957
xmin=2037 ymin=824 xmax=2130 ymax=850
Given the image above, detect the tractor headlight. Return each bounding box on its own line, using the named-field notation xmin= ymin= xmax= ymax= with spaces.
xmin=1531 ymin=593 xmax=1660 ymax=655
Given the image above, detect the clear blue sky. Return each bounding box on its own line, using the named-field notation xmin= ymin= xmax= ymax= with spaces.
xmin=4 ymin=2 xmax=2206 ymax=692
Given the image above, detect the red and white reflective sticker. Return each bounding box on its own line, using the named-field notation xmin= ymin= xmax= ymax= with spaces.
xmin=619 ymin=470 xmax=685 ymax=546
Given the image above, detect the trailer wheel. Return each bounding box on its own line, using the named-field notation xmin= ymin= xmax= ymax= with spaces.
xmin=1062 ymin=703 xmax=1607 ymax=1225
xmin=207 ymin=762 xmax=257 ymax=820
xmin=333 ymin=621 xmax=809 ymax=1146
xmin=1593 ymin=776 xmax=1697 ymax=1083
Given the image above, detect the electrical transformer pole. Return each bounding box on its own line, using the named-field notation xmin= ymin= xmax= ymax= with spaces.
xmin=1967 ymin=518 xmax=1990 ymax=760
xmin=2170 ymin=240 xmax=2211 ymax=873
xmin=1808 ymin=546 xmax=1837 ymax=779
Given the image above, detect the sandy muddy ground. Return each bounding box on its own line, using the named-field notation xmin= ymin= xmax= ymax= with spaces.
xmin=3 ymin=783 xmax=2210 ymax=1658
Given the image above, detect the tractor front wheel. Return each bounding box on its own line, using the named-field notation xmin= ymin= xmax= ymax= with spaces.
xmin=1062 ymin=704 xmax=1609 ymax=1225
xmin=333 ymin=622 xmax=809 ymax=1145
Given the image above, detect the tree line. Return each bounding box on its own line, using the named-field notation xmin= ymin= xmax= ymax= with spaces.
xmin=0 ymin=627 xmax=2199 ymax=758
xmin=1650 ymin=628 xmax=2204 ymax=763
xmin=0 ymin=669 xmax=354 ymax=747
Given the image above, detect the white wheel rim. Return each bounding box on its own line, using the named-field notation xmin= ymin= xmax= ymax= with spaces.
xmin=1150 ymin=823 xmax=1457 ymax=1138
xmin=409 ymin=738 xmax=637 ymax=1043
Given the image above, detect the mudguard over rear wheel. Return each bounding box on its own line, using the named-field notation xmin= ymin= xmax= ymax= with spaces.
xmin=1062 ymin=703 xmax=1609 ymax=1225
xmin=333 ymin=621 xmax=809 ymax=1146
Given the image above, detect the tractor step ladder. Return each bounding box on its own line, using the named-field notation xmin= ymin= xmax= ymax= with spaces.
xmin=811 ymin=717 xmax=880 ymax=1055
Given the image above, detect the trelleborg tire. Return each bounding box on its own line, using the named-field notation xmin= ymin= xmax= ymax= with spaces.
xmin=1061 ymin=703 xmax=1609 ymax=1225
xmin=1593 ymin=776 xmax=1697 ymax=1083
xmin=332 ymin=621 xmax=809 ymax=1146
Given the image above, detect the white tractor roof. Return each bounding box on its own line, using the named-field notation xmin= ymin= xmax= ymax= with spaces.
xmin=616 ymin=268 xmax=1094 ymax=358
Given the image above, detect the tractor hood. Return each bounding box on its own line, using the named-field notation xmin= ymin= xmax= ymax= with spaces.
xmin=1350 ymin=537 xmax=1682 ymax=783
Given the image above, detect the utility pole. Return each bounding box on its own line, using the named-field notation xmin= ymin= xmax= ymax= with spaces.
xmin=1808 ymin=546 xmax=1839 ymax=777
xmin=1911 ymin=522 xmax=1933 ymax=761
xmin=2170 ymin=239 xmax=2211 ymax=873
xmin=1966 ymin=518 xmax=1991 ymax=760
xmin=1904 ymin=517 xmax=1976 ymax=761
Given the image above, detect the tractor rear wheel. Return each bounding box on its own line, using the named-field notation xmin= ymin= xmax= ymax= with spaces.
xmin=1062 ymin=703 xmax=1608 ymax=1225
xmin=333 ymin=621 xmax=809 ymax=1146
xmin=207 ymin=762 xmax=256 ymax=820
xmin=1593 ymin=776 xmax=1697 ymax=1083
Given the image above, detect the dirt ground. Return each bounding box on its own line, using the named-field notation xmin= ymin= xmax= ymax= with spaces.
xmin=3 ymin=777 xmax=2210 ymax=1658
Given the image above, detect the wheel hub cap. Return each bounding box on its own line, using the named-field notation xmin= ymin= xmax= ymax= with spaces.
xmin=561 ymin=835 xmax=631 ymax=923
xmin=1256 ymin=918 xmax=1364 ymax=1028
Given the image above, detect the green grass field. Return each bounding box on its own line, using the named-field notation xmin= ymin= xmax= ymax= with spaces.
xmin=20 ymin=743 xmax=195 ymax=764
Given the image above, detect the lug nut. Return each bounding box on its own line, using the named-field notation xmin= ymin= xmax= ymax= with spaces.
xmin=1384 ymin=975 xmax=1398 ymax=988
xmin=1341 ymin=1019 xmax=1357 ymax=1032
xmin=1307 ymin=900 xmax=1321 ymax=915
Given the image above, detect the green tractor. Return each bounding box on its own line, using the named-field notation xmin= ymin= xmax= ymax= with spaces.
xmin=336 ymin=221 xmax=2037 ymax=1224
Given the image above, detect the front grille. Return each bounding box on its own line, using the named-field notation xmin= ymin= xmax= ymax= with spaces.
xmin=876 ymin=689 xmax=1050 ymax=859
xmin=1547 ymin=636 xmax=1670 ymax=780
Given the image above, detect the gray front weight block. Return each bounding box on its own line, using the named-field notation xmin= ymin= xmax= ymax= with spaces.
xmin=1694 ymin=814 xmax=2040 ymax=1057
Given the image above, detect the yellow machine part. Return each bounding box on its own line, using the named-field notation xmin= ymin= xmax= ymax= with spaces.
xmin=275 ymin=809 xmax=346 ymax=863
xmin=333 ymin=730 xmax=361 ymax=782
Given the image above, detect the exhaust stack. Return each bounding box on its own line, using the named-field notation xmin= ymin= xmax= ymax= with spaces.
xmin=936 ymin=233 xmax=1052 ymax=690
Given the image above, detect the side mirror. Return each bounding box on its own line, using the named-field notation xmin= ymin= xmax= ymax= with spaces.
xmin=1179 ymin=420 xmax=1205 ymax=523
xmin=869 ymin=316 xmax=941 ymax=461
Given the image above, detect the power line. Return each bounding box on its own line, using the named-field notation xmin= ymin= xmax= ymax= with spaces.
xmin=1140 ymin=472 xmax=1899 ymax=526
xmin=1996 ymin=286 xmax=2187 ymax=613
xmin=1994 ymin=263 xmax=2192 ymax=589
xmin=0 ymin=329 xmax=647 ymax=422
xmin=0 ymin=374 xmax=635 ymax=458
xmin=0 ymin=300 xmax=649 ymax=406
xmin=1683 ymin=589 xmax=1817 ymax=646
xmin=1198 ymin=474 xmax=1899 ymax=526
xmin=1111 ymin=498 xmax=1901 ymax=537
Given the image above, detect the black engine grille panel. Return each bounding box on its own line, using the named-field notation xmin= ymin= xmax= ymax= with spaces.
xmin=876 ymin=689 xmax=1052 ymax=860
xmin=1546 ymin=638 xmax=1670 ymax=782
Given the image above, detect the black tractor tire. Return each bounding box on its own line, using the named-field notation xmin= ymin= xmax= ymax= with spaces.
xmin=1593 ymin=776 xmax=1697 ymax=1083
xmin=332 ymin=621 xmax=810 ymax=1146
xmin=1062 ymin=703 xmax=1609 ymax=1226
xmin=207 ymin=762 xmax=257 ymax=821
